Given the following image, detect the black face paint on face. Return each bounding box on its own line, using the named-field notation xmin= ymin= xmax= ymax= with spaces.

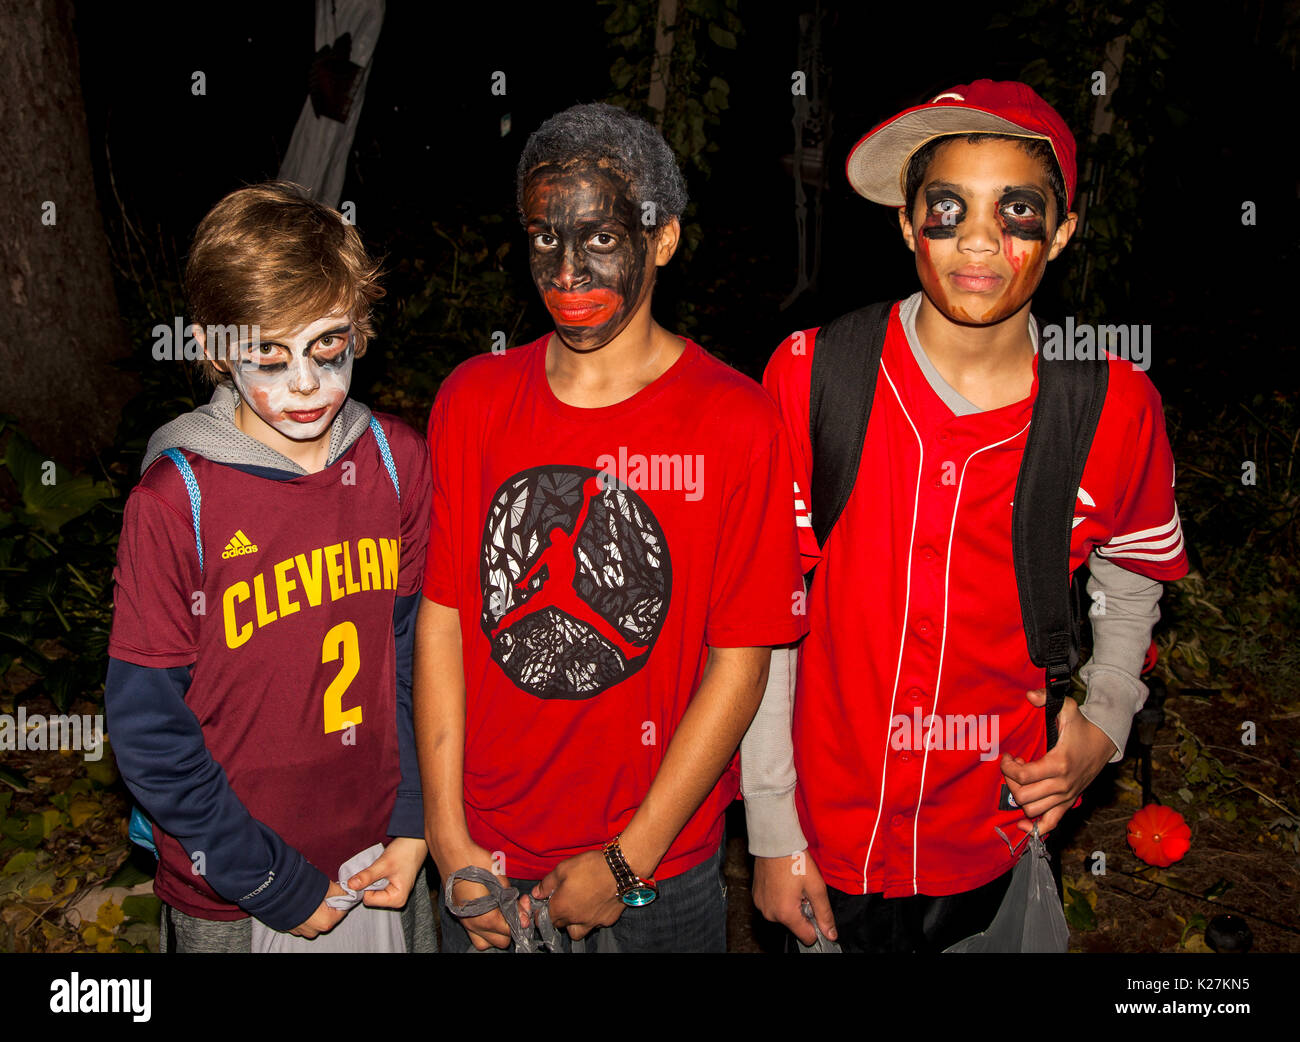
xmin=920 ymin=184 xmax=965 ymax=240
xmin=997 ymin=187 xmax=1048 ymax=241
xmin=238 ymin=325 xmax=353 ymax=374
xmin=523 ymin=162 xmax=654 ymax=351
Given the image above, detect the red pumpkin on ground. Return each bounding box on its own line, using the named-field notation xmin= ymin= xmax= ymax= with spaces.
xmin=1127 ymin=803 xmax=1192 ymax=867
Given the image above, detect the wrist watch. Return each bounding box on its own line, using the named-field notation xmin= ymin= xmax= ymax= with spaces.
xmin=602 ymin=834 xmax=658 ymax=907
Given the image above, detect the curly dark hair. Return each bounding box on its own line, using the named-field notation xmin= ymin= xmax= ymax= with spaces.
xmin=515 ymin=102 xmax=688 ymax=229
xmin=903 ymin=133 xmax=1068 ymax=228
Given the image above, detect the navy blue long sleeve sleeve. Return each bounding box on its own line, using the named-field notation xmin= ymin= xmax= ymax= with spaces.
xmin=105 ymin=658 xmax=328 ymax=931
xmin=387 ymin=591 xmax=424 ymax=837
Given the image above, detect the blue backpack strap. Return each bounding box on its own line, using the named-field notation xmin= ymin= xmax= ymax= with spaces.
xmin=134 ymin=447 xmax=203 ymax=857
xmin=369 ymin=416 xmax=401 ymax=503
xmin=161 ymin=447 xmax=204 ymax=572
xmin=128 ymin=805 xmax=159 ymax=858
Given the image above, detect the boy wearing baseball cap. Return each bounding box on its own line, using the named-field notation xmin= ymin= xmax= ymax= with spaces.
xmin=745 ymin=81 xmax=1187 ymax=951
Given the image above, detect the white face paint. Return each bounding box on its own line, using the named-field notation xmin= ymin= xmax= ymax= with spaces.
xmin=228 ymin=315 xmax=355 ymax=442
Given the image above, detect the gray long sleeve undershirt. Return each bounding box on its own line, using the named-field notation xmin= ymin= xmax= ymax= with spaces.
xmin=741 ymin=559 xmax=1162 ymax=858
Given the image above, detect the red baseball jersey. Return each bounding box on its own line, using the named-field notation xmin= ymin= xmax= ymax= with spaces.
xmin=763 ymin=302 xmax=1187 ymax=897
xmin=108 ymin=416 xmax=431 ymax=919
xmin=424 ymin=335 xmax=808 ymax=882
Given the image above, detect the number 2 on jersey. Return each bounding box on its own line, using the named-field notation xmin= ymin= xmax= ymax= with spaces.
xmin=322 ymin=620 xmax=363 ymax=734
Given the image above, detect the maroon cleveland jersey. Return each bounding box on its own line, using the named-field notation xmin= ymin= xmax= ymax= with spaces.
xmin=108 ymin=415 xmax=431 ymax=919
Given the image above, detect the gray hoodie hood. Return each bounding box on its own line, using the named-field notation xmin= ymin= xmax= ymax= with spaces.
xmin=141 ymin=384 xmax=372 ymax=475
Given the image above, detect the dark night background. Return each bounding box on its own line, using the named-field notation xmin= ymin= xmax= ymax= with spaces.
xmin=68 ymin=0 xmax=1296 ymax=390
xmin=1 ymin=0 xmax=1298 ymax=964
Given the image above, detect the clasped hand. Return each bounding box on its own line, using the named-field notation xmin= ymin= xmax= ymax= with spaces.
xmin=1000 ymin=688 xmax=1117 ymax=838
xmin=528 ymin=850 xmax=626 ymax=942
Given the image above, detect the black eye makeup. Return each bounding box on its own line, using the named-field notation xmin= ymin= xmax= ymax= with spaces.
xmin=997 ymin=187 xmax=1047 ymax=241
xmin=315 ymin=347 xmax=351 ymax=371
xmin=311 ymin=329 xmax=354 ymax=370
xmin=234 ymin=326 xmax=353 ymax=374
xmin=921 ymin=185 xmax=965 ymax=239
xmin=236 ymin=341 xmax=287 ymax=372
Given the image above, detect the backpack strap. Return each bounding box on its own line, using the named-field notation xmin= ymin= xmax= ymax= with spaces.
xmin=1013 ymin=337 xmax=1109 ymax=748
xmin=368 ymin=416 xmax=401 ymax=503
xmin=135 ymin=446 xmax=204 ymax=858
xmin=809 ymin=300 xmax=895 ymax=550
xmin=808 ymin=305 xmax=1109 ymax=752
xmin=128 ymin=805 xmax=158 ymax=858
xmin=139 ymin=425 xmax=400 ymax=859
xmin=161 ymin=448 xmax=204 ymax=572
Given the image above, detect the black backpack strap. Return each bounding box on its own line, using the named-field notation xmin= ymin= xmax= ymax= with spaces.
xmin=1012 ymin=336 xmax=1109 ymax=749
xmin=809 ymin=300 xmax=895 ymax=550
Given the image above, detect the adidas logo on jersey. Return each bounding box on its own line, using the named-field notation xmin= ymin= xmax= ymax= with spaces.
xmin=222 ymin=530 xmax=259 ymax=559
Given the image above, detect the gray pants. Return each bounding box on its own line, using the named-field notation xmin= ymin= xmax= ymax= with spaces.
xmin=159 ymin=866 xmax=436 ymax=953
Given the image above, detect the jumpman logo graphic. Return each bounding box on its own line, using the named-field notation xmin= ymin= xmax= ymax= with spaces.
xmin=491 ymin=475 xmax=650 ymax=662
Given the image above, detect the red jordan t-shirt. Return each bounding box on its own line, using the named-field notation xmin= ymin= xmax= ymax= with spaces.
xmin=424 ymin=335 xmax=808 ymax=881
xmin=109 ymin=416 xmax=431 ymax=919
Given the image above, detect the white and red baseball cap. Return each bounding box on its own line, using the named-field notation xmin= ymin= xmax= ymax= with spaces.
xmin=846 ymin=80 xmax=1078 ymax=209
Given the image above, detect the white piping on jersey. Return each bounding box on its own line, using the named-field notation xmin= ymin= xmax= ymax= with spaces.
xmin=1071 ymin=485 xmax=1096 ymax=528
xmin=910 ymin=418 xmax=1032 ymax=895
xmin=1096 ymin=506 xmax=1184 ymax=562
xmin=860 ymin=359 xmax=924 ymax=895
xmin=793 ymin=481 xmax=812 ymax=528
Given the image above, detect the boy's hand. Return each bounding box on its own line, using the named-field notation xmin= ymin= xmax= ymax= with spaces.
xmin=350 ymin=837 xmax=428 ymax=910
xmin=431 ymin=835 xmax=515 ymax=950
xmin=1000 ymin=689 xmax=1116 ymax=839
xmin=752 ymin=852 xmax=837 ymax=947
xmin=533 ymin=851 xmax=625 ymax=941
xmin=290 ymin=881 xmax=349 ymax=938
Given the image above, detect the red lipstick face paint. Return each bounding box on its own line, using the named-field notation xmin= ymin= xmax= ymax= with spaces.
xmin=908 ymin=139 xmax=1057 ymax=327
xmin=522 ymin=162 xmax=653 ymax=351
xmin=541 ymin=288 xmax=621 ymax=327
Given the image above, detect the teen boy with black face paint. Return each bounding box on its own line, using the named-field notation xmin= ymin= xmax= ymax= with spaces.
xmin=744 ymin=82 xmax=1188 ymax=952
xmin=416 ymin=103 xmax=806 ymax=952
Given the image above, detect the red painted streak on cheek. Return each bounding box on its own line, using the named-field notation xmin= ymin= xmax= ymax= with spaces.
xmin=1003 ymin=230 xmax=1025 ymax=275
xmin=245 ymin=384 xmax=275 ymax=414
xmin=917 ymin=235 xmax=940 ymax=297
xmin=979 ymin=240 xmax=1043 ymax=322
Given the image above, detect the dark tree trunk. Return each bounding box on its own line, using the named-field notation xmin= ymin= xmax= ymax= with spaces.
xmin=0 ymin=0 xmax=131 ymax=464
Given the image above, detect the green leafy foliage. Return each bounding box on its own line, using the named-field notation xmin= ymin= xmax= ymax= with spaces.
xmin=1158 ymin=388 xmax=1300 ymax=699
xmin=2 ymin=436 xmax=113 ymax=535
xmin=0 ymin=732 xmax=149 ymax=952
xmin=994 ymin=0 xmax=1181 ymax=319
xmin=1178 ymin=911 xmax=1208 ymax=949
xmin=0 ymin=423 xmax=120 ymax=712
xmin=363 ymin=217 xmax=527 ymax=428
xmin=600 ymin=0 xmax=742 ymax=296
xmin=0 ymin=420 xmax=121 ymax=706
xmin=120 ymin=893 xmax=160 ymax=927
xmin=1064 ymin=883 xmax=1097 ymax=931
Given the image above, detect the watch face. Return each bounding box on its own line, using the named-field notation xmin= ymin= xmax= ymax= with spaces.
xmin=621 ymin=886 xmax=658 ymax=907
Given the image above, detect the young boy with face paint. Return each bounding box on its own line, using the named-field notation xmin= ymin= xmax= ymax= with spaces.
xmin=106 ymin=182 xmax=435 ymax=951
xmin=417 ymin=103 xmax=807 ymax=952
xmin=746 ymin=81 xmax=1188 ymax=951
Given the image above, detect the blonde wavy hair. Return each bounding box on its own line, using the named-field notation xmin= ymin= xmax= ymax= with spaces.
xmin=185 ymin=182 xmax=384 ymax=384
